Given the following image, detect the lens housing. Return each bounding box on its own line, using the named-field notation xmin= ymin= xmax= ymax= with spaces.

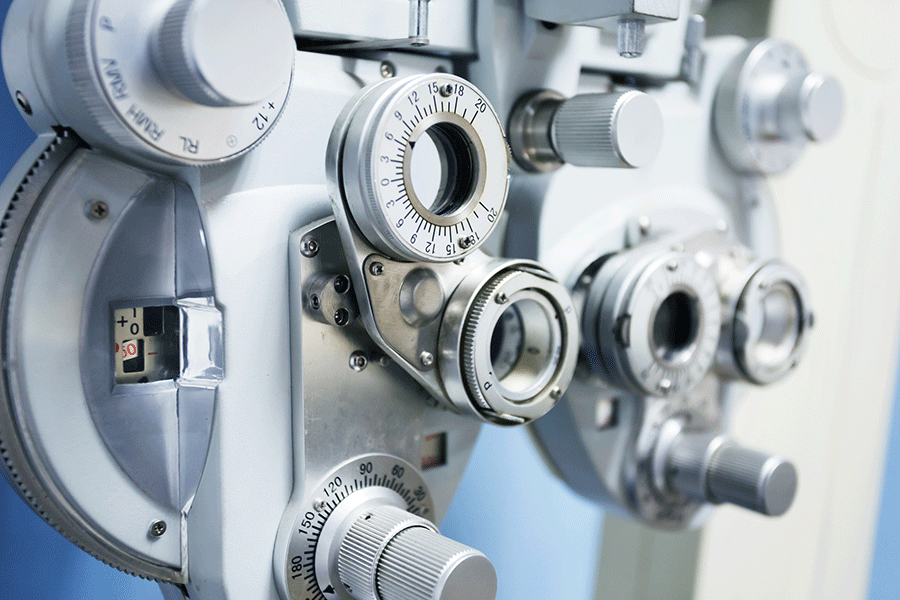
xmin=584 ymin=250 xmax=721 ymax=397
xmin=723 ymin=260 xmax=812 ymax=384
xmin=439 ymin=261 xmax=579 ymax=424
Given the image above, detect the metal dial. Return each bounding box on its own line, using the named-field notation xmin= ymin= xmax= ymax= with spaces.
xmin=585 ymin=251 xmax=721 ymax=397
xmin=67 ymin=0 xmax=294 ymax=163
xmin=154 ymin=0 xmax=295 ymax=107
xmin=282 ymin=455 xmax=435 ymax=600
xmin=333 ymin=74 xmax=509 ymax=262
xmin=714 ymin=38 xmax=844 ymax=174
xmin=337 ymin=505 xmax=496 ymax=600
xmin=0 ymin=131 xmax=221 ymax=582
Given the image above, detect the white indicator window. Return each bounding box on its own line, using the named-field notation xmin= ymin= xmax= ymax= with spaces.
xmin=113 ymin=306 xmax=180 ymax=384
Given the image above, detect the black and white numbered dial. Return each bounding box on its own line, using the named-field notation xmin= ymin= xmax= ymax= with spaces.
xmin=332 ymin=73 xmax=509 ymax=262
xmin=282 ymin=454 xmax=435 ymax=600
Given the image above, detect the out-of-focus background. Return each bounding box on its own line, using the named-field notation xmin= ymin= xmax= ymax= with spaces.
xmin=1 ymin=0 xmax=899 ymax=598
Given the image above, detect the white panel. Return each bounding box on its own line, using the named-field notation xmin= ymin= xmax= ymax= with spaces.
xmin=694 ymin=2 xmax=900 ymax=598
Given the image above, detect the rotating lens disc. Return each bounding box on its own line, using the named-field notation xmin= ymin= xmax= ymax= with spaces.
xmin=331 ymin=73 xmax=509 ymax=262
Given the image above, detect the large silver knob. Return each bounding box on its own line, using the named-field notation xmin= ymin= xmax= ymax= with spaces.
xmin=715 ymin=38 xmax=844 ymax=174
xmin=60 ymin=0 xmax=294 ymax=162
xmin=509 ymin=90 xmax=664 ymax=172
xmin=662 ymin=430 xmax=798 ymax=517
xmin=154 ymin=0 xmax=295 ymax=107
xmin=776 ymin=72 xmax=844 ymax=143
xmin=337 ymin=505 xmax=497 ymax=600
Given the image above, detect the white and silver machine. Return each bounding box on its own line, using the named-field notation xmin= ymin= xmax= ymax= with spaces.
xmin=0 ymin=0 xmax=843 ymax=598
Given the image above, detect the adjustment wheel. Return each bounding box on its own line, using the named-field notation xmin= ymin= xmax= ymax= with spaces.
xmin=337 ymin=505 xmax=497 ymax=600
xmin=662 ymin=430 xmax=798 ymax=517
xmin=508 ymin=90 xmax=664 ymax=172
xmin=714 ymin=38 xmax=844 ymax=173
xmin=154 ymin=0 xmax=295 ymax=107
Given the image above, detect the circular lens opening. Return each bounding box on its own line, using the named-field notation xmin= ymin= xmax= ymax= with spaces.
xmin=753 ymin=283 xmax=801 ymax=368
xmin=489 ymin=298 xmax=555 ymax=396
xmin=652 ymin=290 xmax=701 ymax=366
xmin=409 ymin=122 xmax=479 ymax=217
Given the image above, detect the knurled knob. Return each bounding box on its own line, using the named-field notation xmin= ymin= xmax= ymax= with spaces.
xmin=508 ymin=90 xmax=663 ymax=171
xmin=776 ymin=72 xmax=844 ymax=143
xmin=154 ymin=0 xmax=294 ymax=107
xmin=666 ymin=432 xmax=797 ymax=517
xmin=337 ymin=505 xmax=497 ymax=600
xmin=551 ymin=91 xmax=664 ymax=168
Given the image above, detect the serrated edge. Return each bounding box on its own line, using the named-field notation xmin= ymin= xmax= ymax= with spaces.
xmin=0 ymin=130 xmax=183 ymax=583
xmin=460 ymin=270 xmax=520 ymax=412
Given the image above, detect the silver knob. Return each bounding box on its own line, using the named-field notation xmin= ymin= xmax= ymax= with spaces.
xmin=664 ymin=431 xmax=797 ymax=517
xmin=776 ymin=73 xmax=844 ymax=143
xmin=715 ymin=38 xmax=844 ymax=173
xmin=154 ymin=0 xmax=295 ymax=107
xmin=337 ymin=505 xmax=497 ymax=600
xmin=509 ymin=90 xmax=664 ymax=172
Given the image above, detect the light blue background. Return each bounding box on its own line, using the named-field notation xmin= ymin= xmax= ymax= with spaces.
xmin=0 ymin=0 xmax=897 ymax=598
xmin=866 ymin=363 xmax=900 ymax=600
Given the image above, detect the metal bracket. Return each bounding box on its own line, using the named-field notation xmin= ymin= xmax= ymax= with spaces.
xmin=304 ymin=0 xmax=430 ymax=51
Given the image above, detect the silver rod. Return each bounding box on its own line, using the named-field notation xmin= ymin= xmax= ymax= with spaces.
xmin=409 ymin=0 xmax=430 ymax=39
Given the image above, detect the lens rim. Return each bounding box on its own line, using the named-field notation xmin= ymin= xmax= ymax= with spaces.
xmin=732 ymin=260 xmax=811 ymax=384
xmin=402 ymin=117 xmax=486 ymax=226
xmin=438 ymin=261 xmax=579 ymax=424
xmin=590 ymin=251 xmax=721 ymax=397
xmin=476 ymin=290 xmax=562 ymax=402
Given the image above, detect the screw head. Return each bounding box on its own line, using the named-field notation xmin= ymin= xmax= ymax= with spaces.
xmin=550 ymin=387 xmax=562 ymax=400
xmin=313 ymin=498 xmax=326 ymax=512
xmin=349 ymin=351 xmax=368 ymax=371
xmin=86 ymin=200 xmax=109 ymax=220
xmin=666 ymin=260 xmax=679 ymax=272
xmin=439 ymin=83 xmax=454 ymax=97
xmin=333 ymin=275 xmax=351 ymax=294
xmin=638 ymin=215 xmax=652 ymax=235
xmin=458 ymin=235 xmax=477 ymax=250
xmin=334 ymin=308 xmax=351 ymax=327
xmin=419 ymin=351 xmax=435 ymax=367
xmin=495 ymin=292 xmax=508 ymax=304
xmin=300 ymin=238 xmax=319 ymax=257
xmin=149 ymin=520 xmax=167 ymax=537
xmin=369 ymin=262 xmax=385 ymax=276
xmin=380 ymin=61 xmax=396 ymax=78
xmin=15 ymin=91 xmax=32 ymax=116
xmin=309 ymin=294 xmax=321 ymax=310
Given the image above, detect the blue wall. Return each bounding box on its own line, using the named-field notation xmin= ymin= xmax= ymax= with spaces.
xmin=867 ymin=363 xmax=900 ymax=599
xmin=442 ymin=427 xmax=604 ymax=600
